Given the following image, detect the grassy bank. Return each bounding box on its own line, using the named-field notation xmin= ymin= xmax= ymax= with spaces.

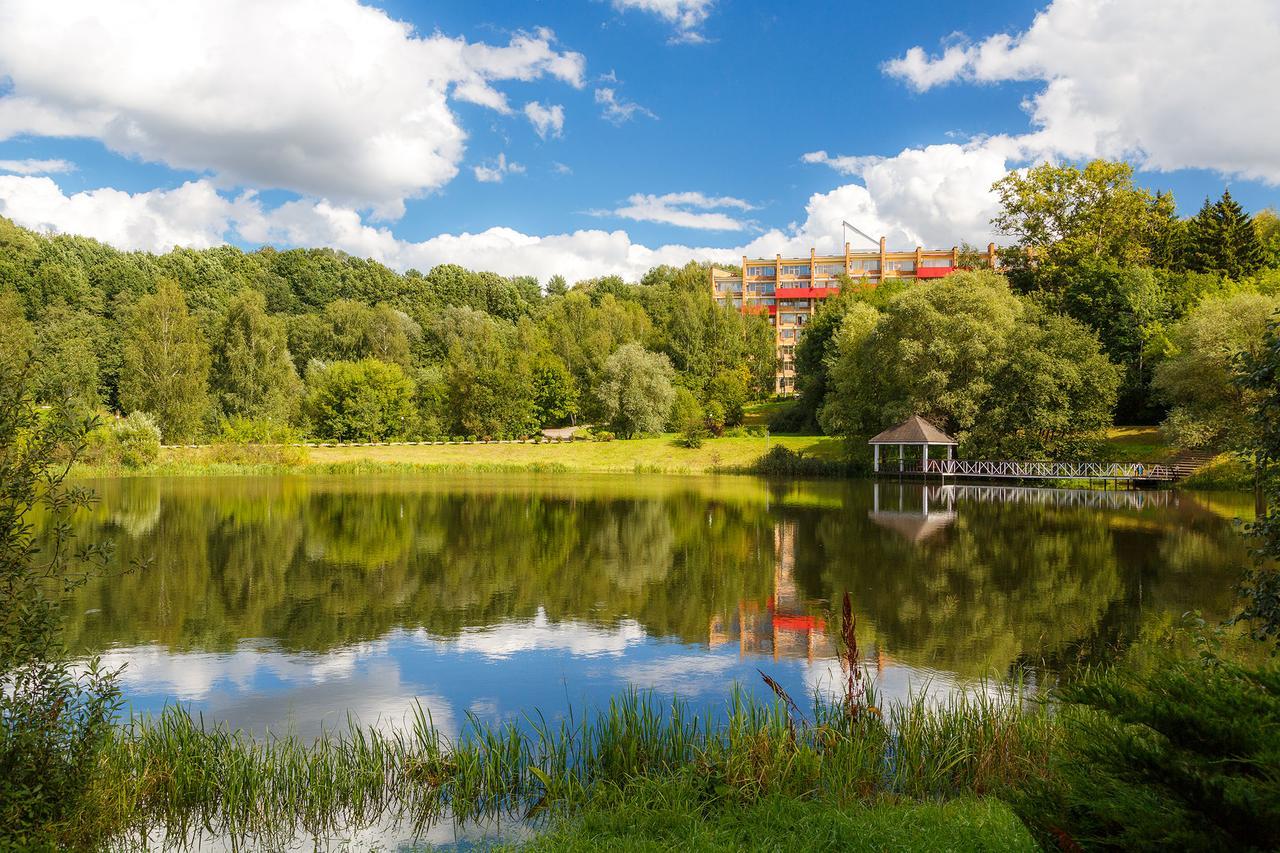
xmin=81 ymin=686 xmax=1049 ymax=851
xmin=73 ymin=433 xmax=844 ymax=478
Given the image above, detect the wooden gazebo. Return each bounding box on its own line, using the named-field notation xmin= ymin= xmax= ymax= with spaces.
xmin=868 ymin=415 xmax=957 ymax=474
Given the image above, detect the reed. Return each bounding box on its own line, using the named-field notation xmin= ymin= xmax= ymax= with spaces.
xmin=85 ymin=682 xmax=1051 ymax=850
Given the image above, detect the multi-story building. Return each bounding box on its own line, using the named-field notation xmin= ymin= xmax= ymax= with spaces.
xmin=710 ymin=239 xmax=998 ymax=395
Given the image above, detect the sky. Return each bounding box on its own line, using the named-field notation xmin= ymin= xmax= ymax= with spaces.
xmin=0 ymin=0 xmax=1278 ymax=282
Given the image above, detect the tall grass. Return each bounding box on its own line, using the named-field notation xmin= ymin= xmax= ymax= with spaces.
xmin=84 ymin=681 xmax=1052 ymax=850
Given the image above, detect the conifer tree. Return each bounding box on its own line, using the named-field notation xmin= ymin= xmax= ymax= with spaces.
xmin=1217 ymin=189 xmax=1266 ymax=280
xmin=1185 ymin=196 xmax=1222 ymax=274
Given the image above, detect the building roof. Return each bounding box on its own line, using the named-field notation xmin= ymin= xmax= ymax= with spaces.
xmin=868 ymin=415 xmax=957 ymax=446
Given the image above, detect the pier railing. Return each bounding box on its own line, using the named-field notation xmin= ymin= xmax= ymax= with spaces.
xmin=913 ymin=458 xmax=1177 ymax=481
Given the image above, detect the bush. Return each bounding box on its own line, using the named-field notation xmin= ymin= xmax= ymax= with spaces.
xmin=2 ymin=365 xmax=122 ymax=847
xmin=1013 ymin=646 xmax=1280 ymax=851
xmin=215 ymin=416 xmax=300 ymax=445
xmin=678 ymin=423 xmax=707 ymax=448
xmin=84 ymin=412 xmax=162 ymax=468
xmin=751 ymin=445 xmax=860 ymax=477
xmin=767 ymin=401 xmax=814 ymax=435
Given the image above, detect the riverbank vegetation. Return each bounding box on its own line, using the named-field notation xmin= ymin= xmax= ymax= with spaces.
xmin=3 ymin=358 xmax=1280 ymax=850
xmin=3 ymin=159 xmax=1279 ymax=478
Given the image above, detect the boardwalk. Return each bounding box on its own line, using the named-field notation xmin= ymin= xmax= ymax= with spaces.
xmin=892 ymin=458 xmax=1179 ymax=483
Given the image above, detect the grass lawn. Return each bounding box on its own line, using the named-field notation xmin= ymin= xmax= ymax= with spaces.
xmin=1098 ymin=426 xmax=1174 ymax=463
xmin=517 ymin=781 xmax=1036 ymax=852
xmin=148 ymin=433 xmax=845 ymax=476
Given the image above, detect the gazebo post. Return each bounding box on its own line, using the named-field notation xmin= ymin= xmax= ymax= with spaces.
xmin=922 ymin=444 xmax=929 ymax=478
xmin=873 ymin=444 xmax=879 ymax=473
xmin=898 ymin=444 xmax=904 ymax=473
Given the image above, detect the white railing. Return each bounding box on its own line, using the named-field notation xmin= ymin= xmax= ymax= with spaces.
xmin=929 ymin=484 xmax=1177 ymax=510
xmin=917 ymin=458 xmax=1176 ymax=481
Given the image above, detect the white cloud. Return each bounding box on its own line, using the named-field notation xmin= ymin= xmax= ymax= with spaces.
xmin=451 ymin=608 xmax=647 ymax=659
xmin=0 ymin=158 xmax=74 ymax=175
xmin=0 ymin=1 xmax=585 ymax=217
xmin=595 ymin=88 xmax=658 ymax=125
xmin=552 ymin=162 xmax=573 ymax=176
xmin=604 ymin=190 xmax=756 ymax=231
xmin=612 ymin=0 xmax=715 ymax=43
xmin=882 ymin=0 xmax=1280 ymax=184
xmin=0 ymin=175 xmax=259 ymax=252
xmin=472 ymin=153 xmax=526 ymax=183
xmin=0 ymin=172 xmax=989 ymax=286
xmin=523 ymin=101 xmax=566 ymax=140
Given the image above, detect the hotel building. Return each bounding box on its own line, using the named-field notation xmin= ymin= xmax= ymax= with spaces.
xmin=710 ymin=239 xmax=998 ymax=395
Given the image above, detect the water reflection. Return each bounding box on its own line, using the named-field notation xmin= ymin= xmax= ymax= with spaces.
xmin=58 ymin=474 xmax=1250 ymax=737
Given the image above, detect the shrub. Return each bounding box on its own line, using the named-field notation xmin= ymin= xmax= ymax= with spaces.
xmin=215 ymin=416 xmax=300 ymax=445
xmin=751 ymin=445 xmax=860 ymax=477
xmin=679 ymin=423 xmax=708 ymax=448
xmin=1 ymin=364 xmax=122 ymax=847
xmin=767 ymin=401 xmax=814 ymax=435
xmin=84 ymin=412 xmax=162 ymax=469
xmin=1013 ymin=648 xmax=1280 ymax=851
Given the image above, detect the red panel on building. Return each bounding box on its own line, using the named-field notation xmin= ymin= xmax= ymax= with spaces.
xmin=775 ymin=287 xmax=840 ymax=299
xmin=915 ymin=266 xmax=954 ymax=279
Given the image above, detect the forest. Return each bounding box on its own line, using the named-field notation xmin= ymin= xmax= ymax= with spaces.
xmin=2 ymin=159 xmax=1279 ymax=463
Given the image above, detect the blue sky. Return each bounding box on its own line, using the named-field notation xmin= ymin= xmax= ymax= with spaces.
xmin=0 ymin=0 xmax=1277 ymax=280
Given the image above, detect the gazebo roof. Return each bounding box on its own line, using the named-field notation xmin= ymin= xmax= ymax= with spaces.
xmin=867 ymin=415 xmax=957 ymax=446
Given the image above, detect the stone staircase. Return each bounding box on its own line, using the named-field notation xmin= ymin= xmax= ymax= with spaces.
xmin=1164 ymin=448 xmax=1219 ymax=481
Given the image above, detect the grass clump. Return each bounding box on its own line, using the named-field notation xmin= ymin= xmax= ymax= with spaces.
xmin=516 ymin=774 xmax=1036 ymax=852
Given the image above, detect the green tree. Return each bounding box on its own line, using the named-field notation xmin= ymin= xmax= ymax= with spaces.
xmin=432 ymin=307 xmax=538 ymax=437
xmin=1187 ymin=190 xmax=1268 ymax=280
xmin=594 ymin=343 xmax=676 ymax=438
xmin=1234 ymin=315 xmax=1280 ymax=644
xmin=0 ymin=290 xmax=33 ymax=376
xmin=1 ymin=358 xmax=121 ymax=846
xmin=546 ymin=274 xmax=569 ymax=297
xmin=211 ymin=289 xmax=302 ymax=422
xmin=32 ymin=304 xmax=101 ymax=410
xmin=118 ymin=280 xmax=212 ymax=443
xmin=305 ymin=359 xmax=415 ymax=442
xmin=992 ymin=160 xmax=1157 ymax=274
xmin=815 ymin=302 xmax=883 ymax=438
xmin=531 ymin=356 xmax=579 ymax=427
xmin=1254 ymin=208 xmax=1280 ymax=268
xmin=969 ymin=308 xmax=1120 ymax=459
xmin=1154 ymin=292 xmax=1280 ymax=450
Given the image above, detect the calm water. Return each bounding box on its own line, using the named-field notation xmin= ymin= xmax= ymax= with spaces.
xmin=62 ymin=474 xmax=1252 ymax=740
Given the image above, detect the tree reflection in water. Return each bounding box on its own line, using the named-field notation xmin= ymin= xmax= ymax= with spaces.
xmin=54 ymin=474 xmax=1249 ymax=731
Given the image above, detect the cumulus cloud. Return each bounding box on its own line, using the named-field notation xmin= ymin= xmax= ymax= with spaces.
xmin=601 ymin=190 xmax=756 ymax=231
xmin=0 ymin=158 xmax=74 ymax=175
xmin=595 ymin=88 xmax=658 ymax=125
xmin=0 ymin=0 xmax=585 ymax=217
xmin=0 ymin=173 xmax=990 ymax=284
xmin=0 ymin=175 xmax=260 ymax=252
xmin=882 ymin=0 xmax=1280 ymax=183
xmin=472 ymin=153 xmax=526 ymax=183
xmin=612 ymin=0 xmax=715 ymax=43
xmin=523 ymin=101 xmax=566 ymax=139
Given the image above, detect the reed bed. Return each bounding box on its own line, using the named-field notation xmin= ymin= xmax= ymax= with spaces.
xmin=87 ymin=681 xmax=1054 ymax=850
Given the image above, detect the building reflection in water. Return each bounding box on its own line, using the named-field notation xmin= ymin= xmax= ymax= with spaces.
xmin=709 ymin=482 xmax=1186 ymax=685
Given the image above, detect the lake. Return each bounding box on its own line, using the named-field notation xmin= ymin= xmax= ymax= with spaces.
xmin=62 ymin=474 xmax=1252 ymax=741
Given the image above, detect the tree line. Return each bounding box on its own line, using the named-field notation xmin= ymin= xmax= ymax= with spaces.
xmin=784 ymin=160 xmax=1280 ymax=458
xmin=0 ymin=218 xmax=774 ymax=446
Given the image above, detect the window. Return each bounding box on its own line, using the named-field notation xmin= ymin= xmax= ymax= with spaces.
xmin=780 ymin=264 xmax=811 ymax=277
xmin=779 ymin=328 xmax=795 ymax=340
xmin=750 ymin=282 xmax=776 ymax=295
xmin=851 ymin=259 xmax=880 ymax=271
xmin=886 ymin=260 xmax=915 ymax=272
xmin=921 ymin=257 xmax=951 ymax=268
xmin=746 ymin=265 xmax=775 ymax=278
xmin=814 ymin=263 xmax=845 ymax=275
